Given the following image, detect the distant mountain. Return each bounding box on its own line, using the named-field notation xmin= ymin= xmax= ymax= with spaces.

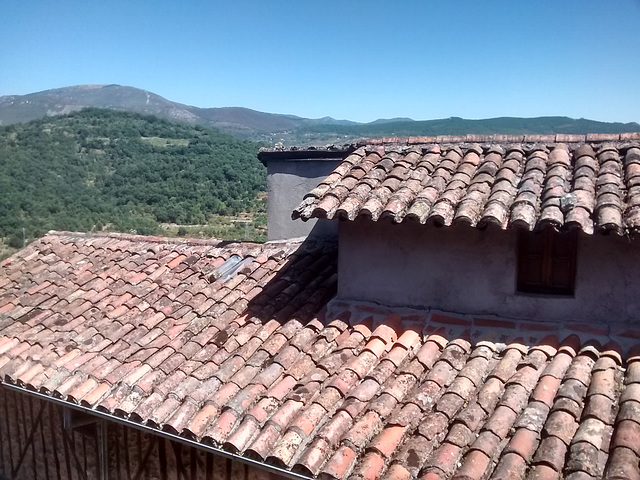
xmin=0 ymin=84 xmax=199 ymax=125
xmin=295 ymin=116 xmax=640 ymax=139
xmin=1 ymin=84 xmax=639 ymax=145
xmin=0 ymin=84 xmax=352 ymax=141
xmin=369 ymin=117 xmax=415 ymax=124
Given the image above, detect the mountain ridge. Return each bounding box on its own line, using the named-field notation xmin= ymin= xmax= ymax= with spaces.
xmin=1 ymin=84 xmax=638 ymax=145
xmin=0 ymin=84 xmax=354 ymax=134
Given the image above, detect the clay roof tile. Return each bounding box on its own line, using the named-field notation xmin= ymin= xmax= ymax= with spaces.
xmin=294 ymin=137 xmax=640 ymax=235
xmin=4 ymin=230 xmax=640 ymax=479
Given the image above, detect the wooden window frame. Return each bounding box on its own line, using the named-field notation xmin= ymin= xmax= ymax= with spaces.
xmin=517 ymin=228 xmax=577 ymax=296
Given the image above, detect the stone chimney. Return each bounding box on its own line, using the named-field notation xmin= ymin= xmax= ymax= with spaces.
xmin=258 ymin=147 xmax=348 ymax=241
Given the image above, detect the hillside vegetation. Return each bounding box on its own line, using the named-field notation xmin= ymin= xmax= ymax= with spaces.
xmin=294 ymin=116 xmax=640 ymax=142
xmin=0 ymin=108 xmax=265 ymax=249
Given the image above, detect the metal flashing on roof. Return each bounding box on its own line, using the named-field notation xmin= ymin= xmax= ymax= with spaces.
xmin=209 ymin=255 xmax=255 ymax=283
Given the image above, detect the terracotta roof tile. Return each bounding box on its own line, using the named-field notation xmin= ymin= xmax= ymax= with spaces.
xmin=294 ymin=138 xmax=640 ymax=235
xmin=5 ymin=231 xmax=640 ymax=478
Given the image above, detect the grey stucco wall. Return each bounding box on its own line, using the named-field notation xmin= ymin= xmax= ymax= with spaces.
xmin=338 ymin=218 xmax=640 ymax=324
xmin=266 ymin=158 xmax=340 ymax=241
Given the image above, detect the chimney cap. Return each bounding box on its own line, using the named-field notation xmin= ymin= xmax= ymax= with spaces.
xmin=258 ymin=145 xmax=355 ymax=165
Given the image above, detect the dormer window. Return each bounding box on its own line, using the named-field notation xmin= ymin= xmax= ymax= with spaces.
xmin=517 ymin=229 xmax=577 ymax=295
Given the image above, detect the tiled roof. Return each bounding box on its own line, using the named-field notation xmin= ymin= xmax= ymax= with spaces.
xmin=3 ymin=232 xmax=640 ymax=479
xmin=293 ymin=133 xmax=640 ymax=235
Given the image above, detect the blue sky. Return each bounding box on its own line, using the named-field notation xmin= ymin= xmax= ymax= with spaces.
xmin=1 ymin=1 xmax=639 ymax=123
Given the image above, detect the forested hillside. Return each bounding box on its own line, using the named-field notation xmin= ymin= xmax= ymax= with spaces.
xmin=296 ymin=116 xmax=640 ymax=140
xmin=0 ymin=108 xmax=265 ymax=249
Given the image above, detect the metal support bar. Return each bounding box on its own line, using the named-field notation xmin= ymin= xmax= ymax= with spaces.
xmin=99 ymin=420 xmax=108 ymax=480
